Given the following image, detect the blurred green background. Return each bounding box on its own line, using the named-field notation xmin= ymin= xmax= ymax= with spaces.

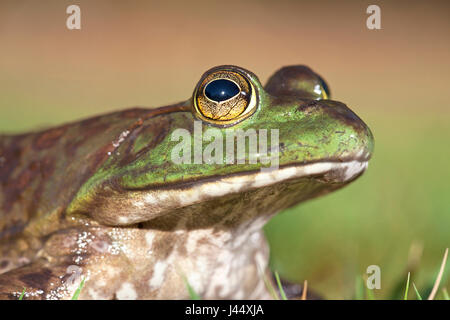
xmin=1 ymin=0 xmax=449 ymax=299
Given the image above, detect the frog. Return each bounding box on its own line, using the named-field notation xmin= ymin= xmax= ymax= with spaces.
xmin=0 ymin=65 xmax=374 ymax=299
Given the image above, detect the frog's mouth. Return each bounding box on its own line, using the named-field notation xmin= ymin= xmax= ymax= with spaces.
xmin=168 ymin=160 xmax=368 ymax=204
xmin=98 ymin=159 xmax=368 ymax=227
xmin=204 ymin=160 xmax=367 ymax=190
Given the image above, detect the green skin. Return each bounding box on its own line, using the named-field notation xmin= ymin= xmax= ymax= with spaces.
xmin=0 ymin=65 xmax=373 ymax=299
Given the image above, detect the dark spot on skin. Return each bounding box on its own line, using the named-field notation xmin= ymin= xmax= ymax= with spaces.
xmin=0 ymin=223 xmax=25 ymax=240
xmin=296 ymin=100 xmax=319 ymax=113
xmin=197 ymin=236 xmax=211 ymax=246
xmin=33 ymin=126 xmax=67 ymax=150
xmin=16 ymin=163 xmax=35 ymax=189
xmin=0 ymin=260 xmax=10 ymax=269
xmin=64 ymin=140 xmax=85 ymax=159
xmin=19 ymin=268 xmax=52 ymax=288
xmin=2 ymin=156 xmax=55 ymax=214
xmin=0 ymin=135 xmax=25 ymax=182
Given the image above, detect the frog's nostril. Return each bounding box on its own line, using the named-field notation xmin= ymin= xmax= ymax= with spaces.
xmin=205 ymin=79 xmax=240 ymax=102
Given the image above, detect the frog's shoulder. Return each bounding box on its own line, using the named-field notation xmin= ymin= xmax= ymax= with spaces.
xmin=0 ymin=107 xmax=151 ymax=238
xmin=0 ymin=102 xmax=191 ymax=239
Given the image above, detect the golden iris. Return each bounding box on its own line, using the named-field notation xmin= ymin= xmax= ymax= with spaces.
xmin=193 ymin=68 xmax=257 ymax=126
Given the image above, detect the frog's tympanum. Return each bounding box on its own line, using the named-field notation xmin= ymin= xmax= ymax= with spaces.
xmin=0 ymin=65 xmax=373 ymax=299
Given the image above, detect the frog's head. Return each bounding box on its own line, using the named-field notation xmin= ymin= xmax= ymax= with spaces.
xmin=69 ymin=65 xmax=374 ymax=230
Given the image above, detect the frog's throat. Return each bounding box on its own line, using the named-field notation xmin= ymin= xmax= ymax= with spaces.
xmin=101 ymin=160 xmax=368 ymax=226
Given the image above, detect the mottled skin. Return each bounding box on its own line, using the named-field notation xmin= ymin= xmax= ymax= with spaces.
xmin=0 ymin=65 xmax=373 ymax=299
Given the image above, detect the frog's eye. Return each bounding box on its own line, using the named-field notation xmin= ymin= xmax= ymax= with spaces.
xmin=265 ymin=65 xmax=331 ymax=100
xmin=193 ymin=68 xmax=258 ymax=126
xmin=317 ymin=75 xmax=331 ymax=99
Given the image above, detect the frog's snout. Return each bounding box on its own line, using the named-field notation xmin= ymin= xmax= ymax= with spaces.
xmin=330 ymin=101 xmax=374 ymax=162
xmin=274 ymin=98 xmax=374 ymax=168
xmin=311 ymin=99 xmax=374 ymax=163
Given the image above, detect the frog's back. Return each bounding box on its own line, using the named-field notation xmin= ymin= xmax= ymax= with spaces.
xmin=0 ymin=108 xmax=156 ymax=241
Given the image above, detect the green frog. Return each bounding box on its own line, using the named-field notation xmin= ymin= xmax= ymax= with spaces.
xmin=0 ymin=65 xmax=373 ymax=299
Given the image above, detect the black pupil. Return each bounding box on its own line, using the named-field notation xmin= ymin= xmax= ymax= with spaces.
xmin=205 ymin=79 xmax=240 ymax=102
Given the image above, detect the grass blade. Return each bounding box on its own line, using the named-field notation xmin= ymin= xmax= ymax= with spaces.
xmin=71 ymin=277 xmax=85 ymax=300
xmin=354 ymin=276 xmax=364 ymax=300
xmin=183 ymin=277 xmax=201 ymax=300
xmin=412 ymin=282 xmax=422 ymax=300
xmin=274 ymin=271 xmax=287 ymax=300
xmin=365 ymin=285 xmax=375 ymax=300
xmin=404 ymin=272 xmax=410 ymax=300
xmin=301 ymin=280 xmax=308 ymax=300
xmin=18 ymin=288 xmax=26 ymax=300
xmin=262 ymin=272 xmax=279 ymax=300
xmin=362 ymin=274 xmax=375 ymax=300
xmin=388 ymin=241 xmax=423 ymax=299
xmin=427 ymin=248 xmax=448 ymax=300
